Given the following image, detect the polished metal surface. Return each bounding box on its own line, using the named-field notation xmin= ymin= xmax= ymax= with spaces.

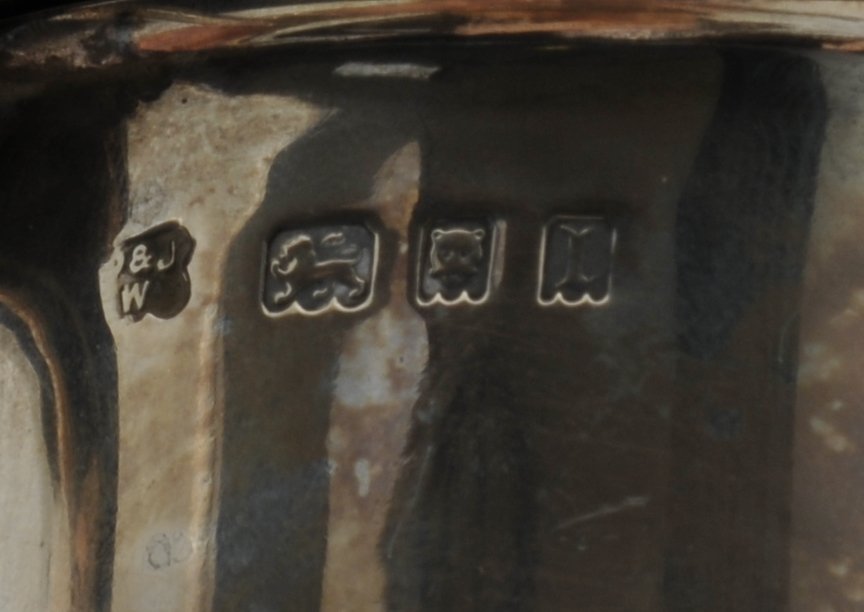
xmin=1 ymin=9 xmax=863 ymax=610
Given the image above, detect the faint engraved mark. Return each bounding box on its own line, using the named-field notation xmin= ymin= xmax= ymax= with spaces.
xmin=117 ymin=221 xmax=195 ymax=321
xmin=538 ymin=216 xmax=614 ymax=306
xmin=146 ymin=532 xmax=193 ymax=570
xmin=417 ymin=219 xmax=501 ymax=306
xmin=262 ymin=223 xmax=376 ymax=315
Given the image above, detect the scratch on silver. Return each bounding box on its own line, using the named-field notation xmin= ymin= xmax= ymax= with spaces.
xmin=554 ymin=495 xmax=649 ymax=531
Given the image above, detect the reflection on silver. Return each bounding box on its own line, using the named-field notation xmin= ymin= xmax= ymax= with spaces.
xmin=333 ymin=62 xmax=441 ymax=80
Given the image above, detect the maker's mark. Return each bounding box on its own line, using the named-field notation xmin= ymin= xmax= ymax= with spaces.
xmin=117 ymin=221 xmax=195 ymax=321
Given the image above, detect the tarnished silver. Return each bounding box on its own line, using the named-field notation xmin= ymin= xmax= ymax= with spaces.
xmin=4 ymin=2 xmax=864 ymax=612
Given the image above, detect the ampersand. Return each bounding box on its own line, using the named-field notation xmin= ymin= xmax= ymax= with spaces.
xmin=129 ymin=243 xmax=153 ymax=274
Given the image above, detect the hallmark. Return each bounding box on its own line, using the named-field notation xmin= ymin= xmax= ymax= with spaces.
xmin=262 ymin=223 xmax=377 ymax=316
xmin=416 ymin=219 xmax=501 ymax=306
xmin=117 ymin=221 xmax=195 ymax=321
xmin=538 ymin=216 xmax=614 ymax=306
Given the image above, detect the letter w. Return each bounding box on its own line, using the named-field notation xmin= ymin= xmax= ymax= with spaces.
xmin=121 ymin=281 xmax=150 ymax=314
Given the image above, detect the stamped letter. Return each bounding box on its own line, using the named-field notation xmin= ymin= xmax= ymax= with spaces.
xmin=538 ymin=216 xmax=614 ymax=306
